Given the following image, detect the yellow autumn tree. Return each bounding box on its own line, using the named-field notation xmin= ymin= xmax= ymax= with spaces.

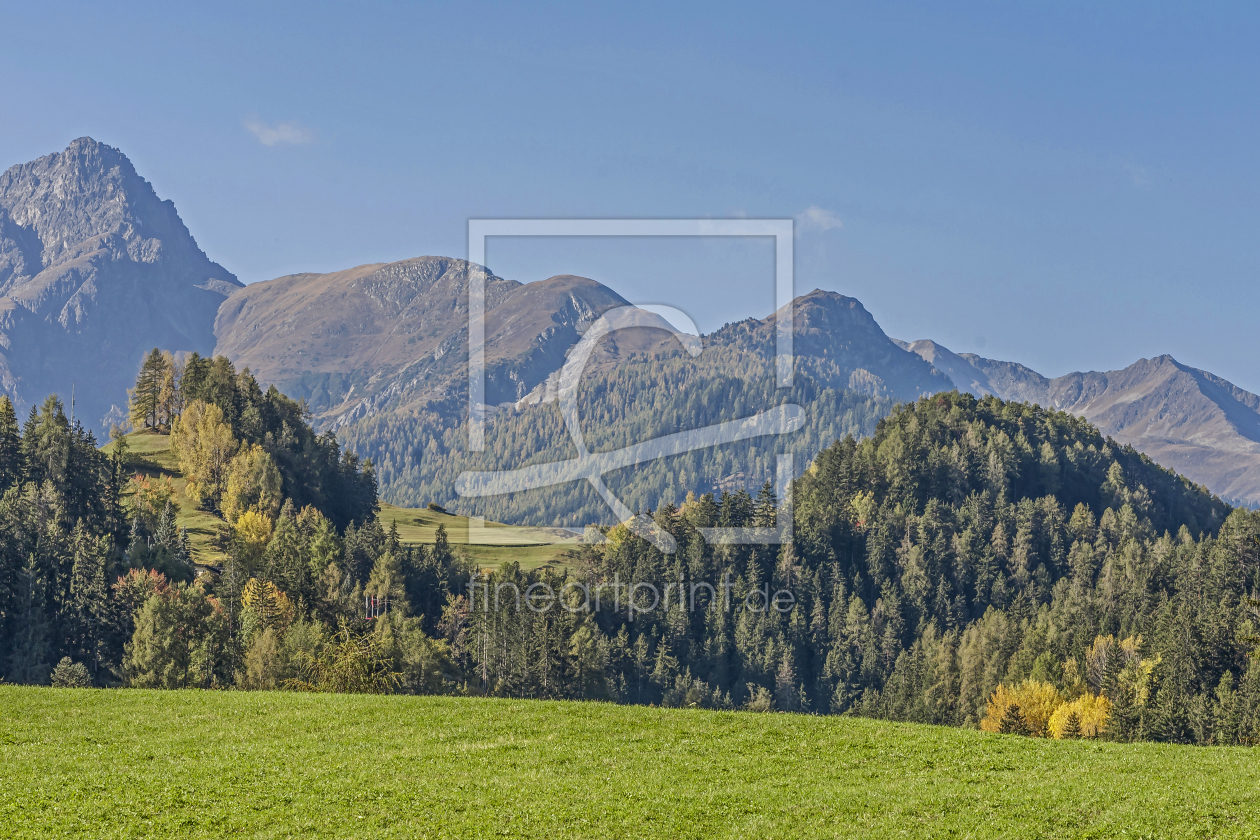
xmin=221 ymin=443 xmax=283 ymax=525
xmin=171 ymin=400 xmax=238 ymax=511
xmin=233 ymin=510 xmax=274 ymax=574
xmin=1048 ymin=692 xmax=1111 ymax=739
xmin=981 ymin=679 xmax=1064 ymax=736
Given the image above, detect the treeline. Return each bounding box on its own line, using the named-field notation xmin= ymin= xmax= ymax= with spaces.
xmin=14 ymin=373 xmax=1260 ymax=748
xmin=426 ymin=393 xmax=1260 ymax=744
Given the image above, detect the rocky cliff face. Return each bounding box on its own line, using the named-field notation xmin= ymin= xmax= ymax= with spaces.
xmin=0 ymin=137 xmax=240 ymax=430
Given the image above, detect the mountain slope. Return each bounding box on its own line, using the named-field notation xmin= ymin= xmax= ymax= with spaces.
xmin=213 ymin=258 xmax=678 ymax=430
xmin=0 ymin=137 xmax=240 ymax=430
xmin=719 ymin=290 xmax=952 ymax=400
xmin=901 ymin=341 xmax=1260 ymax=506
xmin=217 ymin=274 xmax=952 ymax=520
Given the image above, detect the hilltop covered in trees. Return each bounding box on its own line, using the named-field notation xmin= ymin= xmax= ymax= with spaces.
xmin=129 ymin=348 xmax=377 ymax=530
xmin=435 ymin=392 xmax=1260 ymax=745
xmin=0 ymin=348 xmax=379 ymax=686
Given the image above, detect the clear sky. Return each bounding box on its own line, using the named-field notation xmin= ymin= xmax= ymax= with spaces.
xmin=3 ymin=2 xmax=1259 ymax=390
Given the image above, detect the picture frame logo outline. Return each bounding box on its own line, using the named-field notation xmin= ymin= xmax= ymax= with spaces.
xmin=458 ymin=219 xmax=797 ymax=552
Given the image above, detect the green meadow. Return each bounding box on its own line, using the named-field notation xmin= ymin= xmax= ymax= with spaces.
xmin=2 ymin=686 xmax=1258 ymax=839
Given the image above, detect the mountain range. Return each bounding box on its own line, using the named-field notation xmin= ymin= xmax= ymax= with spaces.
xmin=6 ymin=138 xmax=1258 ymax=510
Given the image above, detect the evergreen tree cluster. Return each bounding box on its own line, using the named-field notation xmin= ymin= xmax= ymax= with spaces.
xmin=12 ymin=376 xmax=1260 ymax=748
xmin=0 ymin=394 xmax=127 ymax=683
xmin=403 ymin=392 xmax=1260 ymax=745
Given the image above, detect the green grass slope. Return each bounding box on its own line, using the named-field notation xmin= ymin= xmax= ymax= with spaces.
xmin=378 ymin=502 xmax=579 ymax=570
xmin=2 ymin=687 xmax=1258 ymax=839
xmin=107 ymin=430 xmax=230 ymax=566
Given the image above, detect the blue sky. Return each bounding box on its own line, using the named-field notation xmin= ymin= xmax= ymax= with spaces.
xmin=3 ymin=2 xmax=1259 ymax=389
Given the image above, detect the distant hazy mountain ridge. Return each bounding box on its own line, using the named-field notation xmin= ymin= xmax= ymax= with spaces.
xmin=213 ymin=258 xmax=678 ymax=431
xmin=899 ymin=341 xmax=1260 ymax=506
xmin=0 ymin=137 xmax=240 ymax=429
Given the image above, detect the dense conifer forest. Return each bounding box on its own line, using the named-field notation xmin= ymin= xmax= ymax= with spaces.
xmin=341 ymin=347 xmax=894 ymax=524
xmin=4 ymin=355 xmax=1260 ymax=746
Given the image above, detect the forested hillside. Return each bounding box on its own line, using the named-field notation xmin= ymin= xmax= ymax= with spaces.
xmin=342 ymin=346 xmax=893 ymax=525
xmin=440 ymin=393 xmax=1260 ymax=744
xmin=8 ymin=360 xmax=1260 ymax=747
xmin=0 ymin=350 xmax=378 ymax=686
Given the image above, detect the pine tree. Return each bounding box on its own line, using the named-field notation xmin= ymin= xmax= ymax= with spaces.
xmin=1061 ymin=710 xmax=1082 ymax=739
xmin=66 ymin=522 xmax=109 ymax=677
xmin=7 ymin=553 xmax=53 ymax=683
xmin=21 ymin=396 xmax=70 ymax=487
xmin=128 ymin=348 xmax=167 ymax=430
xmin=775 ymin=652 xmax=799 ymax=711
xmin=50 ymin=657 xmax=91 ymax=688
xmin=154 ymin=500 xmax=176 ymax=549
xmin=176 ymin=527 xmax=193 ymax=566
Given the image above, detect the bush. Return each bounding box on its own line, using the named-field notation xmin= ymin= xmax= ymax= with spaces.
xmin=427 ymin=502 xmax=447 ymax=514
xmin=50 ymin=658 xmax=92 ymax=688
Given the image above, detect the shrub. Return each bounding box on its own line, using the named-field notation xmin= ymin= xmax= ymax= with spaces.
xmin=982 ymin=680 xmax=1064 ymax=736
xmin=50 ymin=658 xmax=92 ymax=688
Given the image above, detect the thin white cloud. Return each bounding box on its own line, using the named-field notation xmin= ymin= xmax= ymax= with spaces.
xmin=244 ymin=118 xmax=314 ymax=147
xmin=1125 ymin=162 xmax=1150 ymax=189
xmin=798 ymin=205 xmax=844 ymax=232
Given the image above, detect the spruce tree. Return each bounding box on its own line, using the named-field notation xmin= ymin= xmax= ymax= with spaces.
xmin=7 ymin=553 xmax=53 ymax=683
xmin=1062 ymin=710 xmax=1082 ymax=739
xmin=0 ymin=396 xmax=21 ymax=492
xmin=154 ymin=501 xmax=176 ymax=549
xmin=65 ymin=522 xmax=109 ymax=677
xmin=998 ymin=702 xmax=1031 ymax=736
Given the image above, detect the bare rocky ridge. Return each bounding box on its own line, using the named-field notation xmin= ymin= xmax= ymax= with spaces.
xmin=214 ymin=258 xmax=680 ymax=429
xmin=0 ymin=137 xmax=240 ymax=430
xmin=900 ymin=340 xmax=1260 ymax=506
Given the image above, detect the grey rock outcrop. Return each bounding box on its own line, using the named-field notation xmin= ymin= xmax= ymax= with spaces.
xmin=0 ymin=137 xmax=240 ymax=431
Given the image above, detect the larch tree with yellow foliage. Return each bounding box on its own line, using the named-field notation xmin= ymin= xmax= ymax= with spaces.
xmin=1048 ymin=693 xmax=1111 ymax=739
xmin=233 ymin=510 xmax=274 ymax=576
xmin=221 ymin=443 xmax=283 ymax=525
xmin=981 ymin=680 xmax=1064 ymax=736
xmin=171 ymin=400 xmax=238 ymax=511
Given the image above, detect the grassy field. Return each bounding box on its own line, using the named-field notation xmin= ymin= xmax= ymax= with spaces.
xmin=379 ymin=503 xmax=579 ymax=571
xmin=1 ymin=687 xmax=1258 ymax=839
xmin=108 ymin=432 xmax=579 ymax=572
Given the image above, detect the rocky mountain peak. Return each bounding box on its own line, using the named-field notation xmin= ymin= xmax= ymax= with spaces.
xmin=0 ymin=138 xmax=241 ymax=430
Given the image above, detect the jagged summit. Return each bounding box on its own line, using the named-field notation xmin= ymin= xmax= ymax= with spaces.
xmin=899 ymin=339 xmax=1260 ymax=506
xmin=0 ymin=137 xmax=240 ymax=429
xmin=709 ymin=288 xmax=953 ymax=401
